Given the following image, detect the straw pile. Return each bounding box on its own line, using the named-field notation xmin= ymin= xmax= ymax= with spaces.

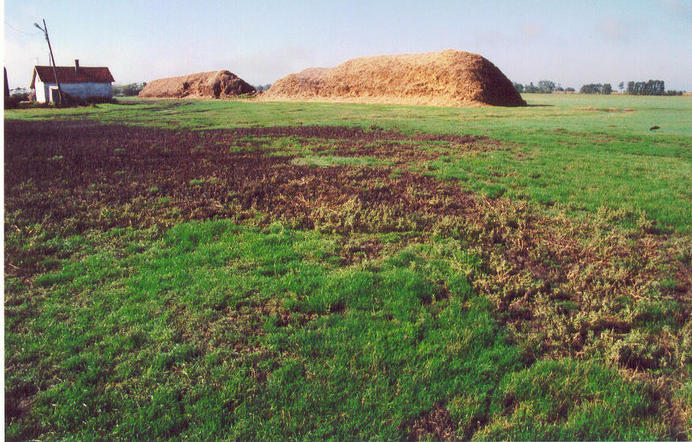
xmin=262 ymin=50 xmax=525 ymax=107
xmin=139 ymin=71 xmax=255 ymax=98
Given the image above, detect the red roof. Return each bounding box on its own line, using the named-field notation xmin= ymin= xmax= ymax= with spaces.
xmin=31 ymin=65 xmax=115 ymax=88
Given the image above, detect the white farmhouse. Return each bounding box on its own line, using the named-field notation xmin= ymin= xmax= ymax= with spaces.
xmin=30 ymin=60 xmax=114 ymax=103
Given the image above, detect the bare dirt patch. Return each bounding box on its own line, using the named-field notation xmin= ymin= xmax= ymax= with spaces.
xmin=407 ymin=404 xmax=459 ymax=440
xmin=4 ymin=121 xmax=485 ymax=245
xmin=223 ymin=124 xmax=485 ymax=144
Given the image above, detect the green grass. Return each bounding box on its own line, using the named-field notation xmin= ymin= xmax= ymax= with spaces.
xmin=5 ymin=220 xmax=670 ymax=439
xmin=478 ymin=359 xmax=668 ymax=440
xmin=5 ymin=94 xmax=691 ymax=439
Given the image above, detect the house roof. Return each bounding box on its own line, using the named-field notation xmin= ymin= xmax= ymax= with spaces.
xmin=30 ymin=65 xmax=115 ymax=88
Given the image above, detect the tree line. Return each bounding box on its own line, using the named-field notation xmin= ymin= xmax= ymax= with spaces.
xmin=580 ymin=83 xmax=612 ymax=94
xmin=625 ymin=80 xmax=682 ymax=95
xmin=513 ymin=81 xmax=574 ymax=94
xmin=513 ymin=79 xmax=684 ymax=95
xmin=112 ymin=82 xmax=147 ymax=96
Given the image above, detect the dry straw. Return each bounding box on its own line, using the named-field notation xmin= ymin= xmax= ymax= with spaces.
xmin=139 ymin=70 xmax=255 ymax=99
xmin=262 ymin=49 xmax=526 ymax=107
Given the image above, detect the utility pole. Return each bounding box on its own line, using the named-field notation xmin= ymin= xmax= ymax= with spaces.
xmin=34 ymin=19 xmax=64 ymax=106
xmin=4 ymin=67 xmax=10 ymax=99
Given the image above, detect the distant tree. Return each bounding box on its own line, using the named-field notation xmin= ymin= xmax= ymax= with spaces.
xmin=537 ymin=80 xmax=556 ymax=94
xmin=254 ymin=84 xmax=272 ymax=92
xmin=513 ymin=82 xmax=524 ymax=93
xmin=579 ymin=83 xmax=612 ymax=95
xmin=565 ymin=87 xmax=575 ymax=92
xmin=625 ymin=80 xmax=666 ymax=95
xmin=524 ymin=82 xmax=539 ymax=93
xmin=580 ymin=83 xmax=603 ymax=94
xmin=113 ymin=82 xmax=147 ymax=96
xmin=653 ymin=80 xmax=665 ymax=95
xmin=10 ymin=87 xmax=32 ymax=101
xmin=618 ymin=81 xmax=624 ymax=92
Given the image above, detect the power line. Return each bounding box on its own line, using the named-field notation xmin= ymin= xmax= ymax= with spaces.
xmin=4 ymin=21 xmax=43 ymax=37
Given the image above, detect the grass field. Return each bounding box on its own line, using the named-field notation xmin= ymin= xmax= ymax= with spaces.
xmin=5 ymin=94 xmax=691 ymax=439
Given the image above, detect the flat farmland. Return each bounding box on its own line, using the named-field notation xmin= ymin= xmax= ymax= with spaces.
xmin=4 ymin=94 xmax=691 ymax=439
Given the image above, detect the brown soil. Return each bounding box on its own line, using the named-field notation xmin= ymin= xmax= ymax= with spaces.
xmin=408 ymin=404 xmax=459 ymax=440
xmin=3 ymin=121 xmax=483 ymax=241
xmin=139 ymin=70 xmax=255 ymax=98
xmin=225 ymin=125 xmax=495 ymax=164
xmin=262 ymin=49 xmax=525 ymax=107
xmin=223 ymin=124 xmax=483 ymax=144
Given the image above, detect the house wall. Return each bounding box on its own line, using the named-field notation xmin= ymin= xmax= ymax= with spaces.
xmin=38 ymin=82 xmax=112 ymax=103
xmin=35 ymin=79 xmax=47 ymax=103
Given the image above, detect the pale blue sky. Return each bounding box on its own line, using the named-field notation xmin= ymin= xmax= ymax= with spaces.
xmin=4 ymin=0 xmax=691 ymax=90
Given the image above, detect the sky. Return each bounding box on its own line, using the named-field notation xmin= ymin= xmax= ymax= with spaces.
xmin=3 ymin=0 xmax=692 ymax=91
